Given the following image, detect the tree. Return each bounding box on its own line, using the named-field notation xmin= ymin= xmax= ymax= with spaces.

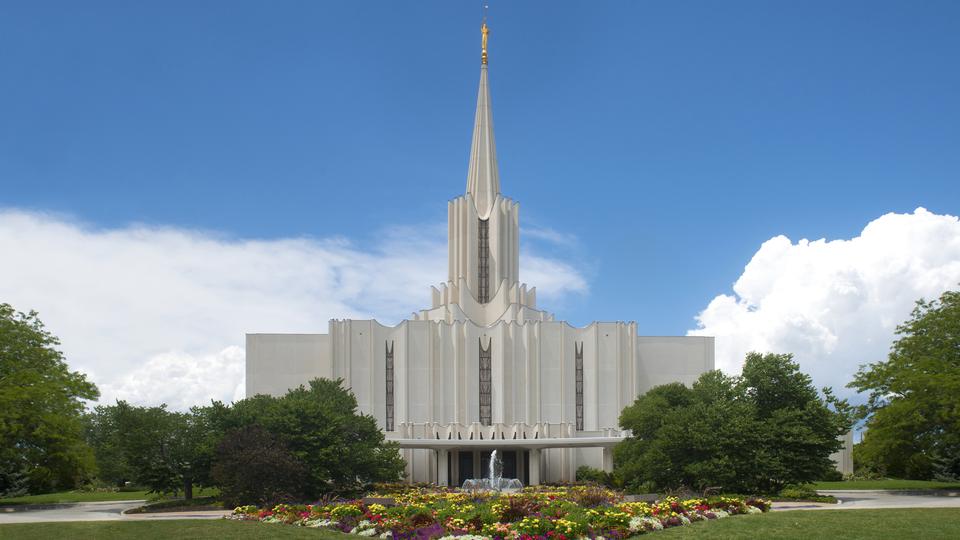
xmin=212 ymin=425 xmax=307 ymax=507
xmin=849 ymin=288 xmax=960 ymax=479
xmin=615 ymin=353 xmax=852 ymax=494
xmin=0 ymin=303 xmax=99 ymax=495
xmin=218 ymin=378 xmax=406 ymax=498
xmin=86 ymin=401 xmax=221 ymax=499
xmin=740 ymin=353 xmax=852 ymax=491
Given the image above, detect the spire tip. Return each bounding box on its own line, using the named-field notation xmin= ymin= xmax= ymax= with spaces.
xmin=481 ymin=22 xmax=489 ymax=65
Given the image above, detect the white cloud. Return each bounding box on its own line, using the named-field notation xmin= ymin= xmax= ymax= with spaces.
xmin=0 ymin=210 xmax=586 ymax=410
xmin=522 ymin=226 xmax=579 ymax=247
xmin=689 ymin=207 xmax=960 ymax=398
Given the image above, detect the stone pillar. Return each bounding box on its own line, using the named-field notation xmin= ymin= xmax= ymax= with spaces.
xmin=602 ymin=447 xmax=614 ymax=473
xmin=529 ymin=449 xmax=541 ymax=486
xmin=438 ymin=449 xmax=450 ymax=487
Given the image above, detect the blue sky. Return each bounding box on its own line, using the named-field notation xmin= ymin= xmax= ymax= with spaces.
xmin=1 ymin=1 xmax=959 ymax=406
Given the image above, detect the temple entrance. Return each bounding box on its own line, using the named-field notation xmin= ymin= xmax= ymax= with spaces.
xmin=456 ymin=450 xmax=523 ymax=487
xmin=479 ymin=450 xmax=518 ymax=480
xmin=458 ymin=451 xmax=474 ymax=487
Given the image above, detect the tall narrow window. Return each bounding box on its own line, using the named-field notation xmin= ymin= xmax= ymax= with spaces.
xmin=478 ymin=219 xmax=490 ymax=303
xmin=479 ymin=338 xmax=492 ymax=426
xmin=575 ymin=342 xmax=584 ymax=431
xmin=385 ymin=341 xmax=395 ymax=432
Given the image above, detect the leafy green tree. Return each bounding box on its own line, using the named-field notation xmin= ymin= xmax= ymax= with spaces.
xmin=615 ymin=353 xmax=852 ymax=494
xmin=218 ymin=378 xmax=406 ymax=498
xmin=0 ymin=303 xmax=99 ymax=495
xmin=849 ymin=288 xmax=960 ymax=479
xmin=212 ymin=425 xmax=307 ymax=507
xmin=740 ymin=353 xmax=852 ymax=491
xmin=87 ymin=401 xmax=221 ymax=499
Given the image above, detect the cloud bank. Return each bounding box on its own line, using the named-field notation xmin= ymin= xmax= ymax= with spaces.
xmin=0 ymin=210 xmax=586 ymax=410
xmin=689 ymin=208 xmax=960 ymax=398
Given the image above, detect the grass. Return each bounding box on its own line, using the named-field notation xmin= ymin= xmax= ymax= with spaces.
xmin=0 ymin=490 xmax=154 ymax=505
xmin=0 ymin=520 xmax=352 ymax=539
xmin=0 ymin=487 xmax=219 ymax=506
xmin=811 ymin=479 xmax=960 ymax=490
xmin=3 ymin=509 xmax=960 ymax=540
xmin=656 ymin=508 xmax=960 ymax=539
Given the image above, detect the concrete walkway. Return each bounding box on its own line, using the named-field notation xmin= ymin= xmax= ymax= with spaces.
xmin=0 ymin=500 xmax=230 ymax=524
xmin=773 ymin=489 xmax=960 ymax=511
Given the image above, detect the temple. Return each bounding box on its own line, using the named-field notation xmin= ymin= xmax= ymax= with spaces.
xmin=246 ymin=22 xmax=715 ymax=485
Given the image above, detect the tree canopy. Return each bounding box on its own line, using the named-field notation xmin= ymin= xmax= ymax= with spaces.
xmin=615 ymin=352 xmax=852 ymax=494
xmin=0 ymin=303 xmax=99 ymax=495
xmin=217 ymin=378 xmax=406 ymax=498
xmin=86 ymin=401 xmax=221 ymax=499
xmin=849 ymin=287 xmax=960 ymax=479
xmin=212 ymin=424 xmax=307 ymax=507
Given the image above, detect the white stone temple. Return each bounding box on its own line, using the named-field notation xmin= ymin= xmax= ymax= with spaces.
xmin=246 ymin=23 xmax=714 ymax=486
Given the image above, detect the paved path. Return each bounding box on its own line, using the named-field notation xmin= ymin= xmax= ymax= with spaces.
xmin=0 ymin=500 xmax=229 ymax=524
xmin=773 ymin=489 xmax=960 ymax=511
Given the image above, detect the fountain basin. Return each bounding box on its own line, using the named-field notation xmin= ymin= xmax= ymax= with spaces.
xmin=461 ymin=477 xmax=523 ymax=493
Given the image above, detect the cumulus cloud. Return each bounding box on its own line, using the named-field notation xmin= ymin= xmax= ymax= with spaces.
xmin=0 ymin=210 xmax=586 ymax=410
xmin=689 ymin=208 xmax=960 ymax=398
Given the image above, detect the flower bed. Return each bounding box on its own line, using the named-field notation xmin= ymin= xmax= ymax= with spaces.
xmin=229 ymin=486 xmax=770 ymax=539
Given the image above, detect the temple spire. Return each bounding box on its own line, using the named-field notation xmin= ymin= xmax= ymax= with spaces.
xmin=466 ymin=21 xmax=500 ymax=219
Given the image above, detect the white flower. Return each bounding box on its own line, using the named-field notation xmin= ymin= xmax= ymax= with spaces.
xmin=358 ymin=529 xmax=378 ymax=537
xmin=628 ymin=516 xmax=663 ymax=532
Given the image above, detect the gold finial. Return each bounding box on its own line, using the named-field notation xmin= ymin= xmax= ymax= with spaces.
xmin=481 ymin=22 xmax=489 ymax=65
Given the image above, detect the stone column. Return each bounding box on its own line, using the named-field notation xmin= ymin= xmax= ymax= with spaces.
xmin=438 ymin=449 xmax=450 ymax=487
xmin=602 ymin=447 xmax=614 ymax=473
xmin=529 ymin=448 xmax=541 ymax=486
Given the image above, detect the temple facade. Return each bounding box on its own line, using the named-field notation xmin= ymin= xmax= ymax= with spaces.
xmin=246 ymin=23 xmax=715 ymax=485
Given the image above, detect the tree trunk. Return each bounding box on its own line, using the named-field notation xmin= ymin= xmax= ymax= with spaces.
xmin=184 ymin=477 xmax=193 ymax=501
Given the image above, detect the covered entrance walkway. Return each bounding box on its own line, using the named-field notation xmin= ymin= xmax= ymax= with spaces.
xmin=394 ymin=437 xmax=623 ymax=486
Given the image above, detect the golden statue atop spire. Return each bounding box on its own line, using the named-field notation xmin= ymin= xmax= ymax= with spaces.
xmin=481 ymin=22 xmax=490 ymax=65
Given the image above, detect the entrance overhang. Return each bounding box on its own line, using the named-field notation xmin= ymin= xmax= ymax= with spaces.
xmin=390 ymin=436 xmax=624 ymax=450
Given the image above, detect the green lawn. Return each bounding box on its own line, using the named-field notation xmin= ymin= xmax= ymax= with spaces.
xmin=0 ymin=520 xmax=351 ymax=539
xmin=812 ymin=479 xmax=960 ymax=490
xmin=0 ymin=487 xmax=219 ymax=506
xmin=3 ymin=510 xmax=960 ymax=540
xmin=657 ymin=508 xmax=960 ymax=539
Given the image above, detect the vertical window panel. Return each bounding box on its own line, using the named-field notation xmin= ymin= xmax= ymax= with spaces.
xmin=478 ymin=219 xmax=490 ymax=303
xmin=479 ymin=338 xmax=492 ymax=426
xmin=575 ymin=341 xmax=584 ymax=431
xmin=385 ymin=341 xmax=395 ymax=432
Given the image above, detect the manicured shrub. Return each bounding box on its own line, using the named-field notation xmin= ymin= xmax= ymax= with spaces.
xmin=576 ymin=465 xmax=613 ymax=487
xmin=212 ymin=425 xmax=306 ymax=508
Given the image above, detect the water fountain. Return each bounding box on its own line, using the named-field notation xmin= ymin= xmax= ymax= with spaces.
xmin=461 ymin=449 xmax=524 ymax=492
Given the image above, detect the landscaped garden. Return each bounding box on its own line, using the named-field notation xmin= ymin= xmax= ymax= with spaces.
xmin=4 ymin=508 xmax=960 ymax=540
xmin=228 ymin=486 xmax=770 ymax=539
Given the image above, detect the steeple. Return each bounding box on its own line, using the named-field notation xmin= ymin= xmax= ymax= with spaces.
xmin=465 ymin=21 xmax=500 ymax=219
